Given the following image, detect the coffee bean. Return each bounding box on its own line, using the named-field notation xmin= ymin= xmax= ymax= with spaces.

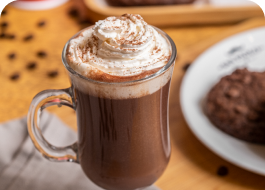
xmin=217 ymin=166 xmax=229 ymax=176
xmin=37 ymin=21 xmax=46 ymax=27
xmin=6 ymin=34 xmax=15 ymax=39
xmin=47 ymin=70 xmax=59 ymax=78
xmin=183 ymin=63 xmax=191 ymax=71
xmin=24 ymin=34 xmax=34 ymax=41
xmin=37 ymin=51 xmax=47 ymax=58
xmin=1 ymin=22 xmax=8 ymax=28
xmin=8 ymin=53 xmax=16 ymax=60
xmin=26 ymin=62 xmax=37 ymax=70
xmin=0 ymin=23 xmax=8 ymax=34
xmin=0 ymin=33 xmax=6 ymax=38
xmin=10 ymin=73 xmax=20 ymax=81
xmin=1 ymin=10 xmax=7 ymax=16
xmin=68 ymin=8 xmax=79 ymax=18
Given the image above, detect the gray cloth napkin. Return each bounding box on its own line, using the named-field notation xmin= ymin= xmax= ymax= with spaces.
xmin=0 ymin=112 xmax=159 ymax=190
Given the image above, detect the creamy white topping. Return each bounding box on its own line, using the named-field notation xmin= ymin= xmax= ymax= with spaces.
xmin=67 ymin=14 xmax=170 ymax=79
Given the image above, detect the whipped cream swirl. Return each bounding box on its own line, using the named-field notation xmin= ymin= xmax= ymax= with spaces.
xmin=67 ymin=14 xmax=171 ymax=81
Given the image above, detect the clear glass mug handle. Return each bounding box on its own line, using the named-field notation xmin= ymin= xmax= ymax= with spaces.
xmin=27 ymin=88 xmax=78 ymax=163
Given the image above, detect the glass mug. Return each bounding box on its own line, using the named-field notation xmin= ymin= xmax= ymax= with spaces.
xmin=27 ymin=26 xmax=176 ymax=190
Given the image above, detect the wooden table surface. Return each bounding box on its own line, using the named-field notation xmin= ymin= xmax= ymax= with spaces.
xmin=1 ymin=1 xmax=265 ymax=189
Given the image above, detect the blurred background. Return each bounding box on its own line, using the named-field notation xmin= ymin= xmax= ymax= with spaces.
xmin=0 ymin=0 xmax=265 ymax=189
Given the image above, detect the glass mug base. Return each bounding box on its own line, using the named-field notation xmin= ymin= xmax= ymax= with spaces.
xmin=27 ymin=25 xmax=176 ymax=190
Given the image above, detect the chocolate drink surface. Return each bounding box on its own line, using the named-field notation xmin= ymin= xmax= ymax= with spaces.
xmin=75 ymin=81 xmax=171 ymax=190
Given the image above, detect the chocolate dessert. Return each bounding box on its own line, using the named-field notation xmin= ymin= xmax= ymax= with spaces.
xmin=106 ymin=0 xmax=195 ymax=6
xmin=205 ymin=68 xmax=265 ymax=144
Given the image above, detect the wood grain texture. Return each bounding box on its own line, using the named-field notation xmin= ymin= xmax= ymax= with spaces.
xmin=83 ymin=0 xmax=264 ymax=26
xmin=1 ymin=1 xmax=265 ymax=189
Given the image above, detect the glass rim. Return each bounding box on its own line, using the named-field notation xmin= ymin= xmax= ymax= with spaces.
xmin=61 ymin=25 xmax=177 ymax=85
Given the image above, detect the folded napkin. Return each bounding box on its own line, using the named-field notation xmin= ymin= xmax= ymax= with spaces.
xmin=0 ymin=112 xmax=159 ymax=190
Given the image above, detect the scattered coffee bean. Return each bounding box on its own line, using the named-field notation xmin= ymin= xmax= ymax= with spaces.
xmin=37 ymin=51 xmax=47 ymax=58
xmin=10 ymin=73 xmax=20 ymax=81
xmin=6 ymin=34 xmax=15 ymax=39
xmin=1 ymin=22 xmax=8 ymax=28
xmin=183 ymin=63 xmax=191 ymax=71
xmin=0 ymin=33 xmax=6 ymax=38
xmin=68 ymin=8 xmax=79 ymax=18
xmin=37 ymin=21 xmax=46 ymax=27
xmin=217 ymin=166 xmax=229 ymax=176
xmin=1 ymin=10 xmax=7 ymax=16
xmin=24 ymin=34 xmax=34 ymax=41
xmin=26 ymin=62 xmax=37 ymax=70
xmin=8 ymin=53 xmax=16 ymax=60
xmin=47 ymin=70 xmax=59 ymax=78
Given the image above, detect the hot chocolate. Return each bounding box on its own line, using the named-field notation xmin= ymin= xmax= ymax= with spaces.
xmin=27 ymin=13 xmax=176 ymax=190
xmin=66 ymin=14 xmax=175 ymax=190
xmin=75 ymin=81 xmax=171 ymax=190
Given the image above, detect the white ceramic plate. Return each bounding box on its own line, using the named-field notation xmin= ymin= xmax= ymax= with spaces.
xmin=180 ymin=27 xmax=265 ymax=176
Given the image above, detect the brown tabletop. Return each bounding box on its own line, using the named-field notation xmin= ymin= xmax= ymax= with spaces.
xmin=1 ymin=1 xmax=265 ymax=189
